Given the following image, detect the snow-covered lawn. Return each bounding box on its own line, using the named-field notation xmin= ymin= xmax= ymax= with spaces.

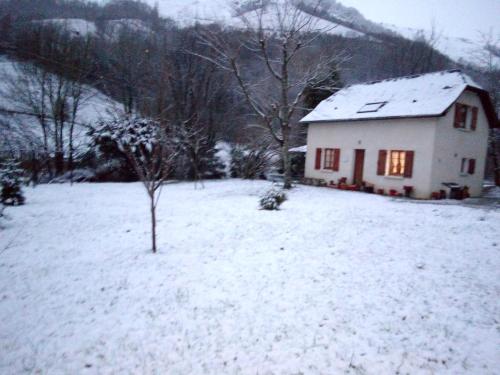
xmin=0 ymin=180 xmax=499 ymax=374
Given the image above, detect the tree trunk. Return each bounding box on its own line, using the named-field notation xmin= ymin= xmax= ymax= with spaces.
xmin=150 ymin=192 xmax=157 ymax=253
xmin=54 ymin=150 xmax=64 ymax=176
xmin=69 ymin=118 xmax=76 ymax=185
xmin=281 ymin=45 xmax=292 ymax=190
xmin=282 ymin=127 xmax=292 ymax=189
xmin=490 ymin=130 xmax=500 ymax=186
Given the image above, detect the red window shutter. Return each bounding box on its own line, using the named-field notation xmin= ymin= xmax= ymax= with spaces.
xmin=377 ymin=150 xmax=387 ymax=176
xmin=453 ymin=103 xmax=466 ymax=128
xmin=315 ymin=148 xmax=322 ymax=170
xmin=468 ymin=159 xmax=476 ymax=174
xmin=404 ymin=151 xmax=414 ymax=178
xmin=333 ymin=149 xmax=340 ymax=171
xmin=453 ymin=103 xmax=462 ymax=128
xmin=471 ymin=107 xmax=478 ymax=130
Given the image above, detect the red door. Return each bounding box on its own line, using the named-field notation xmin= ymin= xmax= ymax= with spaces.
xmin=353 ymin=149 xmax=365 ymax=186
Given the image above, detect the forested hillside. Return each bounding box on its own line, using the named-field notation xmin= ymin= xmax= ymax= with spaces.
xmin=0 ymin=0 xmax=498 ymax=183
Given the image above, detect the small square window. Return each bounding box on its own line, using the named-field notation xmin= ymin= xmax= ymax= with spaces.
xmin=357 ymin=102 xmax=387 ymax=113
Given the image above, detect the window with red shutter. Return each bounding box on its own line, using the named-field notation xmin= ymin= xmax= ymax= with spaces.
xmin=322 ymin=148 xmax=341 ymax=171
xmin=333 ymin=149 xmax=340 ymax=171
xmin=468 ymin=159 xmax=476 ymax=174
xmin=403 ymin=151 xmax=414 ymax=178
xmin=315 ymin=148 xmax=322 ymax=170
xmin=461 ymin=158 xmax=467 ymax=174
xmin=324 ymin=149 xmax=334 ymax=169
xmin=471 ymin=107 xmax=478 ymax=131
xmin=388 ymin=150 xmax=406 ymax=176
xmin=377 ymin=150 xmax=387 ymax=176
xmin=454 ymin=103 xmax=468 ymax=129
xmin=461 ymin=158 xmax=476 ymax=175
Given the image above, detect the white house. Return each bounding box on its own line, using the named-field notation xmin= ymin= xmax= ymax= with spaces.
xmin=300 ymin=70 xmax=499 ymax=199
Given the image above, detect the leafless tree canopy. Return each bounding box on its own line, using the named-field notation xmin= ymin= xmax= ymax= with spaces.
xmin=196 ymin=0 xmax=348 ymax=188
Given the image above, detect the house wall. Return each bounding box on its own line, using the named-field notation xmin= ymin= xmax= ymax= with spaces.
xmin=304 ymin=118 xmax=438 ymax=198
xmin=430 ymin=90 xmax=490 ymax=197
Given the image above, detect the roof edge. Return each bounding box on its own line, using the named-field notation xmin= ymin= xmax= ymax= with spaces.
xmin=299 ymin=113 xmax=444 ymax=124
xmin=301 ymin=86 xmax=499 ymax=129
xmin=464 ymin=86 xmax=499 ymax=129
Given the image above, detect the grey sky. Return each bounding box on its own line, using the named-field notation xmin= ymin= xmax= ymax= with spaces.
xmin=337 ymin=0 xmax=500 ymax=40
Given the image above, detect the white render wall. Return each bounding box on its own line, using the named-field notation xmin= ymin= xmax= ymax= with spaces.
xmin=304 ymin=118 xmax=438 ymax=198
xmin=431 ymin=91 xmax=490 ymax=197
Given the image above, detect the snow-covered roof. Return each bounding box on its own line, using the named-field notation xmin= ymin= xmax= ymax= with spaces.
xmin=289 ymin=145 xmax=307 ymax=153
xmin=301 ymin=70 xmax=486 ymax=124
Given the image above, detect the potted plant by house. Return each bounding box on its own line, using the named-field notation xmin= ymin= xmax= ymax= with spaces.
xmin=403 ymin=185 xmax=413 ymax=198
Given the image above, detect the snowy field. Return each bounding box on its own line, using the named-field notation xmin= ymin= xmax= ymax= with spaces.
xmin=0 ymin=180 xmax=499 ymax=374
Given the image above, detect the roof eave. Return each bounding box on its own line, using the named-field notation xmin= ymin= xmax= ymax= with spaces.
xmin=301 ymin=86 xmax=499 ymax=129
xmin=464 ymin=86 xmax=499 ymax=129
xmin=299 ymin=113 xmax=443 ymax=124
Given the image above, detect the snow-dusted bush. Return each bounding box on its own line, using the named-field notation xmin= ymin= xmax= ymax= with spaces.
xmin=0 ymin=161 xmax=25 ymax=206
xmin=195 ymin=146 xmax=226 ymax=180
xmin=214 ymin=141 xmax=232 ymax=178
xmin=259 ymin=187 xmax=287 ymax=210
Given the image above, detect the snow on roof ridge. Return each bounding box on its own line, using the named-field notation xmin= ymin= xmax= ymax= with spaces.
xmin=348 ymin=69 xmax=478 ymax=89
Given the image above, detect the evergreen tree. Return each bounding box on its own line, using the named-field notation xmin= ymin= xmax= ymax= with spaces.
xmin=303 ymin=64 xmax=343 ymax=113
xmin=0 ymin=161 xmax=25 ymax=206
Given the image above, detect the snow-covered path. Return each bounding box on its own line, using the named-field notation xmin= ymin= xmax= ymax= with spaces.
xmin=0 ymin=180 xmax=499 ymax=374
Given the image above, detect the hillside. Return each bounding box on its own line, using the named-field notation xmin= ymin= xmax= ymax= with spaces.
xmin=139 ymin=0 xmax=498 ymax=68
xmin=0 ymin=56 xmax=118 ymax=155
xmin=383 ymin=23 xmax=500 ymax=68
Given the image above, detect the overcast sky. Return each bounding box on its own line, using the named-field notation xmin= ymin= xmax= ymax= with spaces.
xmin=337 ymin=0 xmax=500 ymax=40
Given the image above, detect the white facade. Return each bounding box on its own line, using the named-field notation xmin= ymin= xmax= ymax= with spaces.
xmin=304 ymin=90 xmax=490 ymax=199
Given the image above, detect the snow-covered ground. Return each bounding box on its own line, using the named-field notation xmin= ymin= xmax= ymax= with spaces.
xmin=0 ymin=180 xmax=499 ymax=374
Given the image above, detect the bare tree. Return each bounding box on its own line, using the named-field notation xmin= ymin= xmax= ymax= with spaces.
xmin=2 ymin=62 xmax=91 ymax=178
xmin=0 ymin=24 xmax=94 ymax=179
xmin=474 ymin=31 xmax=500 ymax=186
xmin=1 ymin=63 xmax=53 ymax=176
xmin=97 ymin=26 xmax=153 ymax=114
xmin=146 ymin=27 xmax=236 ymax=184
xmin=92 ymin=114 xmax=176 ymax=253
xmin=196 ymin=0 xmax=345 ymax=188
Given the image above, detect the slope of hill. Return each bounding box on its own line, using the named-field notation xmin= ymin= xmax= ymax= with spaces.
xmin=141 ymin=0 xmax=375 ymax=38
xmin=383 ymin=23 xmax=500 ymax=68
xmin=139 ymin=0 xmax=497 ymax=68
xmin=33 ymin=18 xmax=97 ymax=37
xmin=0 ymin=55 xmax=118 ymax=155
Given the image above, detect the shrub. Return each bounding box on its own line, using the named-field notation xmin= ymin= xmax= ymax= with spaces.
xmin=230 ymin=145 xmax=270 ymax=179
xmin=0 ymin=161 xmax=25 ymax=206
xmin=259 ymin=187 xmax=287 ymax=210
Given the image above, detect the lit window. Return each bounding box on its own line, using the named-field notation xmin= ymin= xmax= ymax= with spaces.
xmin=389 ymin=150 xmax=406 ymax=176
xmin=357 ymin=102 xmax=387 ymax=113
